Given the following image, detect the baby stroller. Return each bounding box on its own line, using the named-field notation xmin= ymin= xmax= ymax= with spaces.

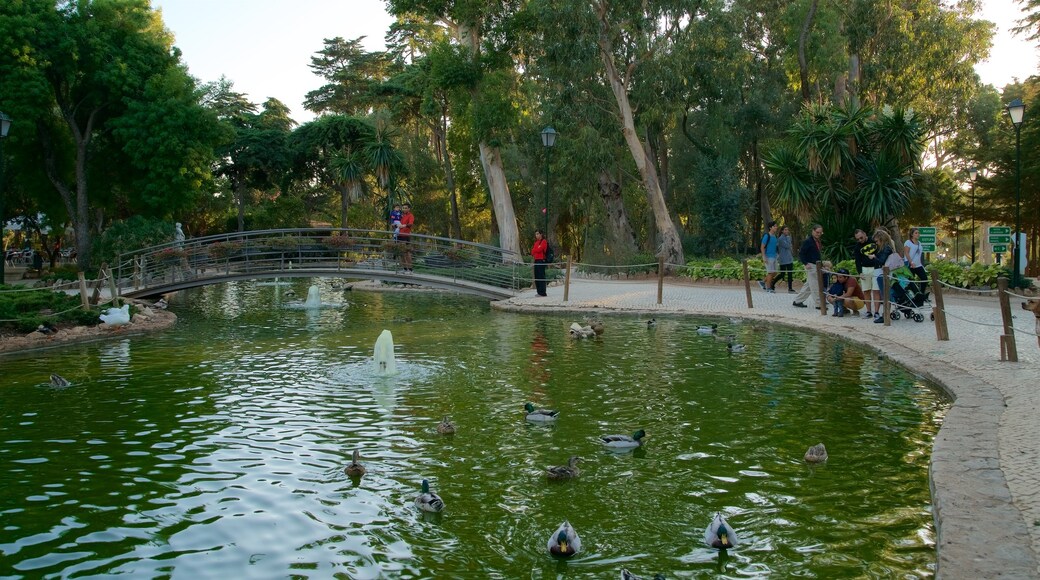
xmin=888 ymin=274 xmax=930 ymax=322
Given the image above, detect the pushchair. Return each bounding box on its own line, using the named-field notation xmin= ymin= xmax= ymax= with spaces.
xmin=888 ymin=274 xmax=930 ymax=322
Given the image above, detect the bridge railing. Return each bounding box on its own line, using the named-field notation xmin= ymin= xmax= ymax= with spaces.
xmin=116 ymin=228 xmax=527 ymax=292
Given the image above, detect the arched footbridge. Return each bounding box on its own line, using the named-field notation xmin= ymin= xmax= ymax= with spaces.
xmin=116 ymin=229 xmax=527 ymax=300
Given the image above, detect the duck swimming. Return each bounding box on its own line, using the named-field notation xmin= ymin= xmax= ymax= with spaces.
xmin=345 ymin=449 xmax=365 ymax=477
xmin=704 ymin=512 xmax=739 ymax=550
xmin=524 ymin=402 xmax=559 ymax=423
xmin=601 ymin=429 xmax=647 ymax=450
xmin=414 ymin=479 xmax=445 ymax=512
xmin=646 ymin=318 xmax=656 ymax=328
xmin=49 ymin=374 xmax=71 ymax=388
xmin=546 ymin=456 xmax=582 ymax=480
xmin=547 ymin=521 xmax=581 ymax=558
xmin=621 ymin=570 xmax=665 ymax=580
xmin=804 ymin=443 xmax=828 ymax=463
xmin=437 ymin=416 xmax=457 ymax=434
xmin=726 ymin=340 xmax=747 ymax=353
xmin=696 ymin=324 xmax=718 ymax=334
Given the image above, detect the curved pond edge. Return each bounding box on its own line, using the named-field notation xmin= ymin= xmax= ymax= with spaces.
xmin=492 ymin=300 xmax=1039 ymax=579
xmin=0 ymin=302 xmax=177 ymax=358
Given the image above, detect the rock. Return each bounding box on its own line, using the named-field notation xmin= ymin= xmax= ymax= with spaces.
xmin=27 ymin=331 xmax=47 ymax=340
xmin=66 ymin=326 xmax=88 ymax=336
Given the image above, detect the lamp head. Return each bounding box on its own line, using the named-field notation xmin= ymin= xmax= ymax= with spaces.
xmin=541 ymin=126 xmax=558 ymax=148
xmin=1006 ymin=98 xmax=1025 ymax=127
xmin=968 ymin=167 xmax=977 ymax=181
xmin=0 ymin=111 xmax=11 ymax=138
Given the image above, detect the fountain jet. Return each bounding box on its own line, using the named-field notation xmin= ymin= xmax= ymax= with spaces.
xmin=303 ymin=285 xmax=322 ymax=308
xmin=373 ymin=330 xmax=397 ymax=375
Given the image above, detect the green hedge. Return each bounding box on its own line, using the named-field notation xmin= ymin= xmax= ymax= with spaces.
xmin=0 ymin=286 xmax=104 ymax=332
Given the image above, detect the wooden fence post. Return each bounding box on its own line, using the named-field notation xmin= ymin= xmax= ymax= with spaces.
xmin=741 ymin=259 xmax=753 ymax=308
xmin=133 ymin=257 xmax=141 ymax=289
xmin=882 ymin=266 xmax=891 ymax=326
xmin=997 ymin=277 xmax=1018 ymax=362
xmin=816 ymin=261 xmax=826 ymax=315
xmin=929 ymin=270 xmax=949 ymax=340
xmin=78 ymin=271 xmax=89 ymax=310
xmin=564 ymin=253 xmax=572 ymax=303
xmin=657 ymin=256 xmax=665 ymax=305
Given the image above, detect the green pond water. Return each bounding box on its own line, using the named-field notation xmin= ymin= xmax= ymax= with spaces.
xmin=0 ymin=280 xmax=947 ymax=578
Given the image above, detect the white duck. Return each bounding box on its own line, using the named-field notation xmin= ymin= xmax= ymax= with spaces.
xmin=524 ymin=402 xmax=559 ymax=423
xmin=704 ymin=512 xmax=739 ymax=550
xmin=601 ymin=429 xmax=647 ymax=450
xmin=547 ymin=521 xmax=581 ymax=558
xmin=99 ymin=304 xmax=131 ymax=326
xmin=414 ymin=479 xmax=445 ymax=512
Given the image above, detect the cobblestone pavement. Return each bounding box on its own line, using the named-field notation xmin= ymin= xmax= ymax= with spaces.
xmin=496 ymin=278 xmax=1040 ymax=579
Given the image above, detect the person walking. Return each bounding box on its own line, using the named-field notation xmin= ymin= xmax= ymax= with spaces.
xmin=759 ymin=221 xmax=778 ymax=293
xmin=531 ymin=230 xmax=548 ymax=297
xmin=792 ymin=224 xmax=823 ymax=309
xmin=773 ymin=226 xmax=794 ymax=293
xmin=398 ymin=203 xmax=415 ymax=272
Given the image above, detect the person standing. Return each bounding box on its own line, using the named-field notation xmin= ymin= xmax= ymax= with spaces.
xmin=398 ymin=203 xmax=415 ymax=272
xmin=792 ymin=224 xmax=823 ymax=309
xmin=853 ymin=229 xmax=878 ymax=319
xmin=865 ymin=227 xmax=900 ymax=323
xmin=903 ymin=227 xmax=927 ymax=292
xmin=531 ymin=230 xmax=548 ymax=297
xmin=773 ymin=226 xmax=794 ymax=293
xmin=759 ymin=221 xmax=778 ymax=293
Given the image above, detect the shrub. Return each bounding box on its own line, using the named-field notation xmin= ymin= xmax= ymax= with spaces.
xmin=208 ymin=241 xmax=242 ymax=259
xmin=323 ymin=235 xmax=354 ymax=251
xmin=0 ymin=287 xmax=104 ymax=333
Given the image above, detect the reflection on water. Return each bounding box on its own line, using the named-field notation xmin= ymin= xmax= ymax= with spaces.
xmin=0 ymin=281 xmax=945 ymax=578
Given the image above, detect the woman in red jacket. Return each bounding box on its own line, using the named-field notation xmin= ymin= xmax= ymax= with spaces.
xmin=531 ymin=230 xmax=548 ymax=297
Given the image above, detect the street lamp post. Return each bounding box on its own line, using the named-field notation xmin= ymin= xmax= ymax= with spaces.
xmin=954 ymin=215 xmax=961 ymax=261
xmin=1005 ymin=98 xmax=1025 ymax=287
xmin=540 ymin=126 xmax=557 ymax=237
xmin=968 ymin=166 xmax=978 ymax=263
xmin=0 ymin=111 xmax=12 ymax=285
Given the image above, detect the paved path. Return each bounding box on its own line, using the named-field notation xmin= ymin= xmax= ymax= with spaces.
xmin=495 ymin=277 xmax=1040 ymax=579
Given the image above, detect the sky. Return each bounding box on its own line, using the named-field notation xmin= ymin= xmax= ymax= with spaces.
xmin=153 ymin=0 xmax=1039 ymax=124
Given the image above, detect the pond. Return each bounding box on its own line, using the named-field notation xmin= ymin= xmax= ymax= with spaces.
xmin=0 ymin=280 xmax=946 ymax=578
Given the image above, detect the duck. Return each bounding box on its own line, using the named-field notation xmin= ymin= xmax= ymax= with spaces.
xmin=547 ymin=521 xmax=581 ymax=558
xmin=696 ymin=324 xmax=719 ymax=334
xmin=646 ymin=318 xmax=656 ymax=328
xmin=804 ymin=442 xmax=828 ymax=463
xmin=344 ymin=449 xmax=366 ymax=477
xmin=621 ymin=570 xmax=665 ymax=580
xmin=153 ymin=298 xmax=168 ymax=309
xmin=704 ymin=512 xmax=739 ymax=550
xmin=585 ymin=318 xmax=605 ymax=335
xmin=49 ymin=374 xmax=71 ymax=388
xmin=726 ymin=340 xmax=747 ymax=353
xmin=414 ymin=479 xmax=445 ymax=512
xmin=568 ymin=322 xmax=596 ymax=339
xmin=601 ymin=429 xmax=647 ymax=450
xmin=524 ymin=402 xmax=560 ymax=423
xmin=36 ymin=322 xmax=58 ymax=335
xmin=437 ymin=416 xmax=456 ymax=434
xmin=285 ymin=289 xmax=296 ymax=298
xmin=546 ymin=456 xmax=582 ymax=480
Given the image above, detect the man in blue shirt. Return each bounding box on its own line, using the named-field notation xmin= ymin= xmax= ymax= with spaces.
xmin=759 ymin=221 xmax=778 ymax=293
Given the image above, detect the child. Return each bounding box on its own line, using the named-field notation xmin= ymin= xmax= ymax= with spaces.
xmin=388 ymin=204 xmax=403 ymax=240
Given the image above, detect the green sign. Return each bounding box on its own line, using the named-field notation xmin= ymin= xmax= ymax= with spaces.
xmin=993 ymin=245 xmax=1008 ymax=253
xmin=988 ymin=226 xmax=1011 ymax=235
xmin=921 ymin=244 xmax=937 ymax=253
xmin=918 ymin=234 xmax=936 ymax=244
xmin=917 ymin=226 xmax=937 ymax=235
xmin=989 ymin=234 xmax=1011 ymax=244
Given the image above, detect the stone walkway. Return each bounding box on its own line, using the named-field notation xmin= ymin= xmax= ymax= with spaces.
xmin=494 ymin=277 xmax=1040 ymax=579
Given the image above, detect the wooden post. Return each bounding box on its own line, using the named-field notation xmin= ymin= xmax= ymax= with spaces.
xmin=564 ymin=253 xmax=572 ymax=302
xmin=882 ymin=266 xmax=891 ymax=326
xmin=816 ymin=261 xmax=826 ymax=315
xmin=997 ymin=277 xmax=1018 ymax=362
xmin=742 ymin=259 xmax=753 ymax=309
xmin=78 ymin=271 xmax=89 ymax=310
xmin=107 ymin=265 xmax=120 ymax=308
xmin=133 ymin=256 xmax=141 ymax=289
xmin=91 ymin=263 xmax=107 ymax=305
xmin=657 ymin=256 xmax=665 ymax=305
xmin=929 ymin=270 xmax=949 ymax=340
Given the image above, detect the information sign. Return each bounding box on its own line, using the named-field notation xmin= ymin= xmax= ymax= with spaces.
xmin=916 ymin=227 xmax=936 ymax=253
xmin=993 ymin=245 xmax=1008 ymax=253
xmin=988 ymin=226 xmax=1011 ymax=235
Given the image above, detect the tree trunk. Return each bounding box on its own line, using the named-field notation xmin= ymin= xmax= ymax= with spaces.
xmin=434 ymin=115 xmax=462 ymax=239
xmin=37 ymin=112 xmax=96 ymax=272
xmin=798 ymin=0 xmax=819 ymax=103
xmin=236 ymin=180 xmax=246 ymax=232
xmin=595 ymin=4 xmax=684 ymax=267
xmin=598 ymin=170 xmax=638 ymax=255
xmin=338 ymin=184 xmax=350 ymax=228
xmin=455 ymin=19 xmax=522 ymax=261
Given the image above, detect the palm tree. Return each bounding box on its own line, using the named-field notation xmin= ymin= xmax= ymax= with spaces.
xmin=330 ymin=149 xmax=367 ymax=228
